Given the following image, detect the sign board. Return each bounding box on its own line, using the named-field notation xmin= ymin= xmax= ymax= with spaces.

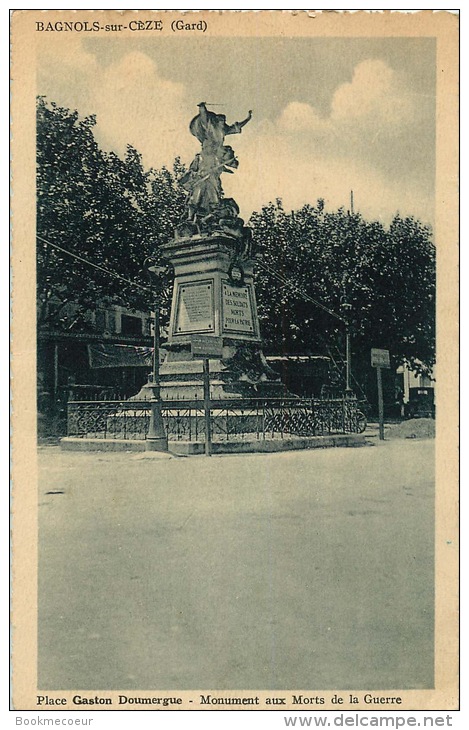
xmin=174 ymin=281 xmax=214 ymax=334
xmin=371 ymin=348 xmax=391 ymax=369
xmin=222 ymin=282 xmax=255 ymax=334
xmin=191 ymin=335 xmax=224 ymax=360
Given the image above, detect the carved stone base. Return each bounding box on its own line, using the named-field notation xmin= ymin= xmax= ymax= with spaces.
xmin=135 ymin=232 xmax=284 ymax=401
xmin=159 ymin=341 xmax=284 ymax=401
xmin=132 ymin=342 xmax=284 ymax=401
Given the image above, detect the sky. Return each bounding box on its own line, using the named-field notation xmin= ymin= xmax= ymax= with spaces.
xmin=37 ymin=34 xmax=436 ymax=228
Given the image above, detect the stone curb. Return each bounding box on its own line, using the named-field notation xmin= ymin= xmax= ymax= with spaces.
xmin=60 ymin=434 xmax=369 ymax=455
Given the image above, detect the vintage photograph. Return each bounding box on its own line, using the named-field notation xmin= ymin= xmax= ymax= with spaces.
xmin=11 ymin=10 xmax=458 ymax=711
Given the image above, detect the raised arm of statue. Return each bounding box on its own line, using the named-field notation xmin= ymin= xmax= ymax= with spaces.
xmin=239 ymin=109 xmax=253 ymax=129
xmin=225 ymin=109 xmax=253 ymax=136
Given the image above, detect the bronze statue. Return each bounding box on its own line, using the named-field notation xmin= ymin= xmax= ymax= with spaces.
xmin=180 ymin=102 xmax=252 ymax=223
xmin=189 ymin=102 xmax=252 ymax=149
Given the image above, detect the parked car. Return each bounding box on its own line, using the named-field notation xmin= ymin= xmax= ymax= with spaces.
xmin=404 ymin=387 xmax=435 ymax=419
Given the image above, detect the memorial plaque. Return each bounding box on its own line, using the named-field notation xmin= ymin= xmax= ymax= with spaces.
xmin=175 ymin=281 xmax=214 ymax=334
xmin=222 ymin=282 xmax=255 ymax=334
xmin=191 ymin=335 xmax=224 ymax=359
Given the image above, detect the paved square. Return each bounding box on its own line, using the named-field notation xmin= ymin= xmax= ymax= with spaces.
xmin=38 ymin=439 xmax=434 ymax=690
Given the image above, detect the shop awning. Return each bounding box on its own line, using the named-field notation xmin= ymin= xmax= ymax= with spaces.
xmin=88 ymin=343 xmax=154 ymax=369
xmin=266 ymin=355 xmax=331 ymax=376
xmin=266 ymin=355 xmax=330 ymax=363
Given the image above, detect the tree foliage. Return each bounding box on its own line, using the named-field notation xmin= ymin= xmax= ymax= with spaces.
xmin=36 ymin=97 xmax=185 ymax=331
xmin=37 ymin=98 xmax=436 ymax=392
xmin=250 ymin=199 xmax=435 ymax=381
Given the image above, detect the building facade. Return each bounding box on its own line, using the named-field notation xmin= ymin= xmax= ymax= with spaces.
xmin=37 ymin=301 xmax=155 ymax=436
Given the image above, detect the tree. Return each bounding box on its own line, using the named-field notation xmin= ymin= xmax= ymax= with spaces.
xmin=37 ymin=96 xmax=436 ymax=399
xmin=36 ymin=97 xmax=185 ymax=331
xmin=250 ymin=199 xmax=435 ymax=393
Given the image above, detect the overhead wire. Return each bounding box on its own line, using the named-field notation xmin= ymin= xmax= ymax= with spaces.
xmin=38 ymin=234 xmax=344 ymax=320
xmin=255 ymin=257 xmax=367 ymax=400
xmin=255 ymin=258 xmax=346 ymax=323
xmin=38 ymin=233 xmax=366 ymax=396
xmin=37 ymin=234 xmax=153 ymax=294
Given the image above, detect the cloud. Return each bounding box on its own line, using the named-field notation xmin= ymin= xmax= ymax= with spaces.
xmin=277 ymin=59 xmax=414 ymax=136
xmin=37 ymin=35 xmax=99 ymax=116
xmin=277 ymin=102 xmax=324 ymax=132
xmin=230 ymin=128 xmax=433 ymax=226
xmin=90 ymin=51 xmax=194 ymax=167
xmin=245 ymin=59 xmax=431 ymax=225
xmin=37 ymin=45 xmax=433 ymax=227
xmin=38 ymin=33 xmax=98 ymax=73
xmin=38 ymin=42 xmax=197 ymax=169
xmin=331 ymin=59 xmax=414 ymax=126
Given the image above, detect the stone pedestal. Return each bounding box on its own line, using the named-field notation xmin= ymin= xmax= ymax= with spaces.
xmin=155 ymin=233 xmax=282 ymax=400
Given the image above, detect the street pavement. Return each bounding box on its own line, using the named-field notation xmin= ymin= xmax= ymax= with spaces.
xmin=38 ymin=438 xmax=434 ymax=691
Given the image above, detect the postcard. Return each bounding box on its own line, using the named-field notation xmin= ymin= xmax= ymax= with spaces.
xmin=10 ymin=9 xmax=459 ymax=712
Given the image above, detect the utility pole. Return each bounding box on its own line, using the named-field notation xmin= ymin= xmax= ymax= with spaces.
xmin=343 ymin=189 xmax=355 ymax=395
xmin=341 ymin=289 xmax=353 ymax=396
xmin=202 ymin=358 xmax=212 ymax=457
xmin=144 ymin=259 xmax=169 ymax=452
xmin=345 ymin=321 xmax=352 ymax=394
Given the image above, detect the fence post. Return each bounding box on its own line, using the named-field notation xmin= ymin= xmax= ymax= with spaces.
xmin=203 ymin=358 xmax=212 ymax=456
xmin=66 ymin=402 xmax=70 ymax=436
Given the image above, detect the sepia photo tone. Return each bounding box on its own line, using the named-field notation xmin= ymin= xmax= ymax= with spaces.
xmin=11 ymin=10 xmax=458 ymax=711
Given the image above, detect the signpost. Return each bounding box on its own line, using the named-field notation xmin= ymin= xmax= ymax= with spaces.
xmin=371 ymin=348 xmax=391 ymax=441
xmin=191 ymin=336 xmax=224 ymax=456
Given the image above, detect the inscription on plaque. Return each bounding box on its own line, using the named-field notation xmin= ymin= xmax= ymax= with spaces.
xmin=175 ymin=281 xmax=214 ymax=334
xmin=222 ymin=282 xmax=255 ymax=334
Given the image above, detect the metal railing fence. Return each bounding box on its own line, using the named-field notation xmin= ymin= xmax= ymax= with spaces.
xmin=67 ymin=396 xmax=367 ymax=441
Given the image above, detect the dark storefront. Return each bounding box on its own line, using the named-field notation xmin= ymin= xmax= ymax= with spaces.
xmin=37 ymin=331 xmax=154 ymax=436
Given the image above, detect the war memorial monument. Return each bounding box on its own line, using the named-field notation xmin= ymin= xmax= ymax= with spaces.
xmin=67 ymin=102 xmax=365 ymax=451
xmin=157 ymin=102 xmax=281 ymax=401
